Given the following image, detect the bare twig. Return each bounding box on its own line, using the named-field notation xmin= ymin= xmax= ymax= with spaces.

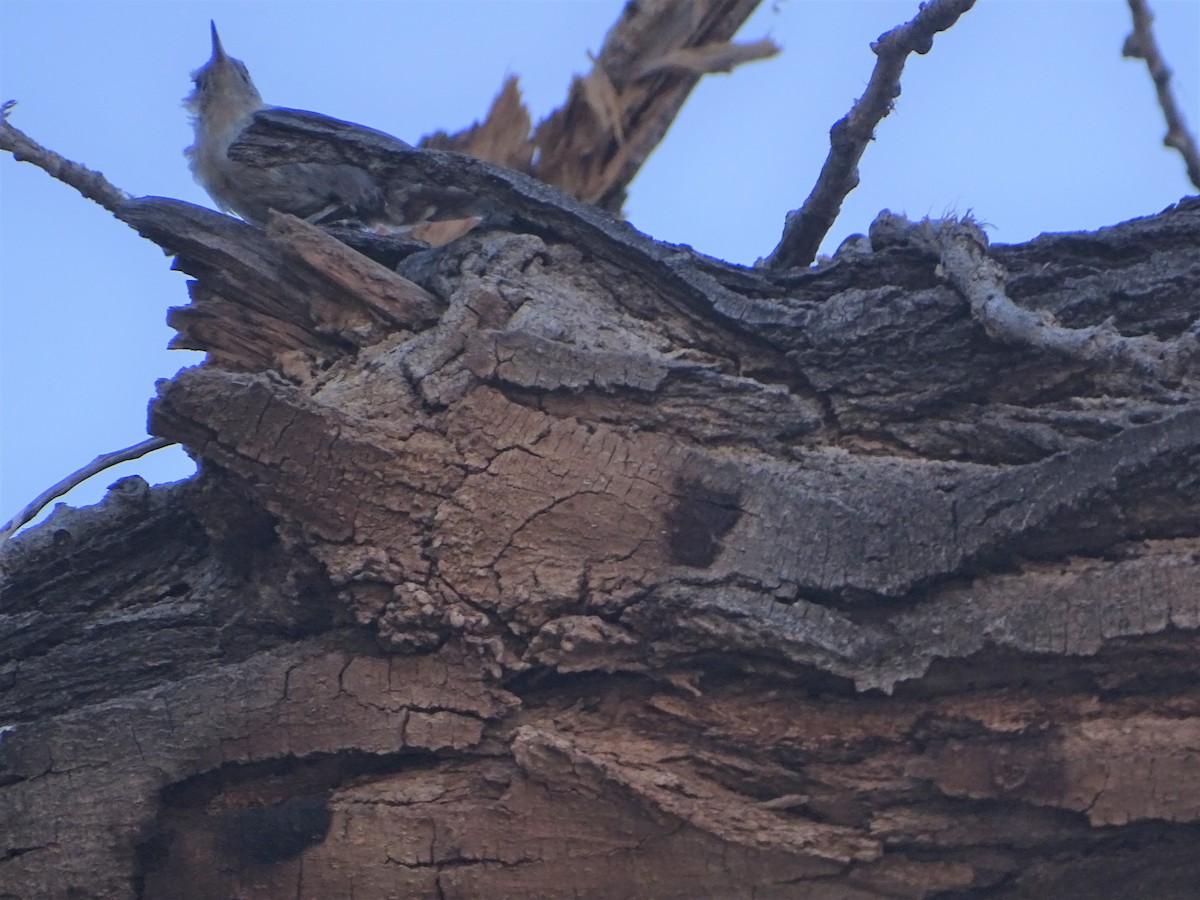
xmin=0 ymin=100 xmax=129 ymax=212
xmin=885 ymin=211 xmax=1200 ymax=380
xmin=1123 ymin=0 xmax=1200 ymax=190
xmin=1 ymin=437 xmax=175 ymax=540
xmin=763 ymin=0 xmax=976 ymax=270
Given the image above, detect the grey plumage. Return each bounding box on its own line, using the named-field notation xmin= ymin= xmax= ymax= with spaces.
xmin=185 ymin=22 xmax=385 ymax=227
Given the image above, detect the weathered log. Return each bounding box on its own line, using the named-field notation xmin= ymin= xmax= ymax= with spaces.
xmin=4 ymin=110 xmax=1200 ymax=899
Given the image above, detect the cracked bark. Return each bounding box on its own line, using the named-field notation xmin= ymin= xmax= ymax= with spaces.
xmin=4 ymin=113 xmax=1200 ymax=899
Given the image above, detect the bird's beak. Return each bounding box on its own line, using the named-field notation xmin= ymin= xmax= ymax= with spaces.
xmin=210 ymin=21 xmax=226 ymax=63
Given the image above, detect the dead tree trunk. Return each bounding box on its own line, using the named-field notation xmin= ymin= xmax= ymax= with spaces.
xmin=5 ymin=2 xmax=1200 ymax=896
xmin=3 ymin=105 xmax=1200 ymax=896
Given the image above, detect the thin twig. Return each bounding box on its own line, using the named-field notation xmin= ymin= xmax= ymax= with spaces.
xmin=0 ymin=99 xmax=129 ymax=212
xmin=763 ymin=0 xmax=976 ymax=270
xmin=885 ymin=211 xmax=1200 ymax=380
xmin=1123 ymin=0 xmax=1200 ymax=190
xmin=1 ymin=437 xmax=176 ymax=540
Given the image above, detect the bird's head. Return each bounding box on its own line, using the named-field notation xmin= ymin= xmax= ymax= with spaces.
xmin=185 ymin=22 xmax=264 ymax=128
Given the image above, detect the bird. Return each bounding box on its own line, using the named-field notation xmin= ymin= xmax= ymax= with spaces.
xmin=184 ymin=22 xmax=390 ymax=228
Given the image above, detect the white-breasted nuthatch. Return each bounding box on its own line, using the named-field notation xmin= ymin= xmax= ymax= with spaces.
xmin=185 ymin=22 xmax=388 ymax=227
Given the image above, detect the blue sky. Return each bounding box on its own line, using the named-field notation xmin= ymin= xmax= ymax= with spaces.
xmin=1 ymin=0 xmax=1197 ymax=533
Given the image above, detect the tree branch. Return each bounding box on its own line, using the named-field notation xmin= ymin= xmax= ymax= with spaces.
xmin=877 ymin=210 xmax=1200 ymax=380
xmin=1 ymin=437 xmax=175 ymax=540
xmin=0 ymin=100 xmax=129 ymax=213
xmin=533 ymin=0 xmax=771 ymax=211
xmin=763 ymin=0 xmax=977 ymax=270
xmin=1123 ymin=0 xmax=1200 ymax=190
xmin=418 ymin=1 xmax=774 ymax=214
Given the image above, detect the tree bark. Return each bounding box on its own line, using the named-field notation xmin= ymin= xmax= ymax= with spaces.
xmin=4 ymin=77 xmax=1200 ymax=900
